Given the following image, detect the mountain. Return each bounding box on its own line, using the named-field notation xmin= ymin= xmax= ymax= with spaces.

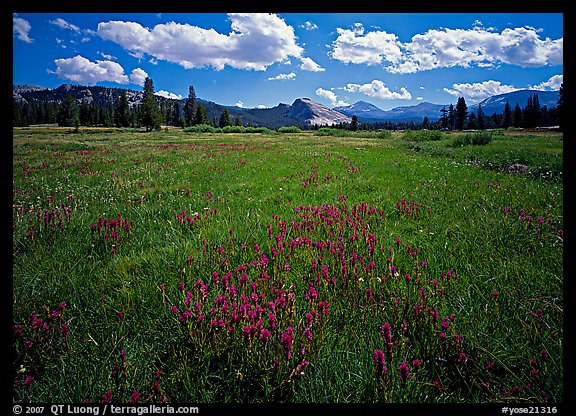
xmin=335 ymin=89 xmax=560 ymax=123
xmin=336 ymin=101 xmax=445 ymax=122
xmin=471 ymin=89 xmax=560 ymax=115
xmin=286 ymin=98 xmax=351 ymax=126
xmin=13 ymin=84 xmax=351 ymax=129
xmin=333 ymin=101 xmax=388 ymax=119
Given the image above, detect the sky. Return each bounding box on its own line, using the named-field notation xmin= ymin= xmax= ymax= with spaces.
xmin=12 ymin=12 xmax=563 ymax=111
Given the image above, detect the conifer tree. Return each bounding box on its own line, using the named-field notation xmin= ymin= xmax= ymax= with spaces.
xmin=58 ymin=94 xmax=80 ymax=127
xmin=115 ymin=90 xmax=131 ymax=127
xmin=184 ymin=85 xmax=197 ymax=127
xmin=455 ymin=97 xmax=468 ymax=130
xmin=140 ymin=77 xmax=162 ymax=131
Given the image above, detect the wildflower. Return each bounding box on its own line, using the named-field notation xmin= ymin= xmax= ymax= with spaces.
xmin=491 ymin=290 xmax=499 ymax=299
xmin=22 ymin=375 xmax=35 ymax=388
xmin=457 ymin=352 xmax=468 ymax=364
xmin=131 ymin=390 xmax=140 ymax=404
xmin=412 ymin=359 xmax=422 ymax=370
xmin=381 ymin=322 xmax=393 ymax=352
xmin=373 ymin=349 xmax=387 ymax=379
xmin=260 ymin=328 xmax=271 ymax=345
xmin=281 ymin=328 xmax=294 ymax=360
xmin=101 ymin=390 xmax=113 ymax=403
xmin=61 ymin=323 xmax=69 ymax=339
xmin=398 ymin=362 xmax=410 ymax=384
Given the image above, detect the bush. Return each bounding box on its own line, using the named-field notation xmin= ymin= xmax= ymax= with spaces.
xmin=278 ymin=126 xmax=302 ymax=133
xmin=403 ymin=129 xmax=444 ymax=142
xmin=452 ymin=131 xmax=494 ymax=147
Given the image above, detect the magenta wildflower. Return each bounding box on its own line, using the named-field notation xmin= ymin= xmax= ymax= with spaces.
xmin=398 ymin=362 xmax=410 ymax=384
xmin=22 ymin=375 xmax=35 ymax=388
xmin=381 ymin=322 xmax=393 ymax=353
xmin=260 ymin=328 xmax=271 ymax=345
xmin=373 ymin=349 xmax=387 ymax=379
xmin=281 ymin=328 xmax=294 ymax=360
xmin=61 ymin=322 xmax=69 ymax=339
xmin=130 ymin=390 xmax=140 ymax=403
xmin=457 ymin=352 xmax=468 ymax=364
xmin=492 ymin=290 xmax=499 ymax=299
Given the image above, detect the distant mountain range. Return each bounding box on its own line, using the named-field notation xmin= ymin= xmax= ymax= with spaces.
xmin=335 ymin=90 xmax=560 ymax=123
xmin=13 ymin=84 xmax=560 ymax=128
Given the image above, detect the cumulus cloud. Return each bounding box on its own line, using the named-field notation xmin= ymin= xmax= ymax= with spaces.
xmin=268 ymin=72 xmax=296 ymax=81
xmin=344 ymin=80 xmax=412 ymax=100
xmin=443 ymin=80 xmax=518 ymax=101
xmin=13 ymin=17 xmax=33 ymax=43
xmin=49 ymin=55 xmax=146 ymax=86
xmin=129 ymin=68 xmax=148 ymax=86
xmin=329 ymin=25 xmax=563 ymax=73
xmin=315 ymin=88 xmax=348 ymax=107
xmin=97 ymin=13 xmax=307 ymax=71
xmin=530 ymin=74 xmax=563 ymax=91
xmin=155 ymin=90 xmax=183 ymax=99
xmin=329 ymin=26 xmax=402 ymax=66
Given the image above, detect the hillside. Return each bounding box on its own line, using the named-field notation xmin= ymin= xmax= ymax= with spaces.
xmin=13 ymin=84 xmax=350 ymax=129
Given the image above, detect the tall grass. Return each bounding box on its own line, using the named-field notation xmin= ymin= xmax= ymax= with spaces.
xmin=12 ymin=127 xmax=563 ymax=404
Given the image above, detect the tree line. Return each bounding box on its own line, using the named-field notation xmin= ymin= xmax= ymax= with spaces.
xmin=13 ymin=78 xmax=564 ymax=132
xmin=13 ymin=77 xmax=241 ymax=130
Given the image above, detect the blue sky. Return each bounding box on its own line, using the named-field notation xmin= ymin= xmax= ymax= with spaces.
xmin=13 ymin=12 xmax=563 ymax=110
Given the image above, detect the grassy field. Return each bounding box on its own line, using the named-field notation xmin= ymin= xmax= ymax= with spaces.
xmin=12 ymin=127 xmax=563 ymax=404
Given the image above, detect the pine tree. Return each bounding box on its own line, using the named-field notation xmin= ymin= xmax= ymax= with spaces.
xmin=503 ymin=100 xmax=512 ymax=129
xmin=477 ymin=103 xmax=485 ymax=130
xmin=350 ymin=115 xmax=359 ymax=131
xmin=58 ymin=94 xmax=80 ymax=127
xmin=115 ymin=90 xmax=131 ymax=127
xmin=140 ymin=77 xmax=162 ymax=131
xmin=439 ymin=106 xmax=449 ymax=129
xmin=447 ymin=104 xmax=455 ymax=130
xmin=183 ymin=85 xmax=197 ymax=127
xmin=513 ymin=103 xmax=522 ymax=127
xmin=455 ymin=97 xmax=468 ymax=130
xmin=218 ymin=108 xmax=231 ymax=128
xmin=195 ymin=104 xmax=208 ymax=125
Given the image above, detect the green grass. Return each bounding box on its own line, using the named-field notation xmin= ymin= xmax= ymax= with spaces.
xmin=12 ymin=126 xmax=563 ymax=404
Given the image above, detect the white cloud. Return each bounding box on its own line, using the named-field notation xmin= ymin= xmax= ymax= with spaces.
xmin=315 ymin=88 xmax=348 ymax=107
xmin=329 ymin=27 xmax=402 ymax=65
xmin=299 ymin=56 xmax=325 ymax=72
xmin=50 ymin=55 xmax=129 ymax=85
xmin=155 ymin=90 xmax=183 ymax=100
xmin=268 ymin=72 xmax=296 ymax=81
xmin=129 ymin=68 xmax=148 ymax=86
xmin=443 ymin=80 xmax=518 ymax=101
xmin=530 ymin=74 xmax=563 ymax=91
xmin=97 ymin=13 xmax=305 ymax=71
xmin=235 ymin=100 xmax=244 ymax=108
xmin=344 ymin=80 xmax=412 ymax=100
xmin=301 ymin=21 xmax=318 ymax=31
xmin=330 ymin=25 xmax=563 ymax=73
xmin=49 ymin=55 xmax=146 ymax=87
xmin=13 ymin=17 xmax=33 ymax=43
xmin=50 ymin=18 xmax=81 ymax=32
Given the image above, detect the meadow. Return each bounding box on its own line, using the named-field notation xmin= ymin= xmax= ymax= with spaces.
xmin=12 ymin=126 xmax=563 ymax=404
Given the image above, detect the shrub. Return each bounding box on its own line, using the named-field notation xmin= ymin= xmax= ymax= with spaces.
xmin=403 ymin=129 xmax=444 ymax=142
